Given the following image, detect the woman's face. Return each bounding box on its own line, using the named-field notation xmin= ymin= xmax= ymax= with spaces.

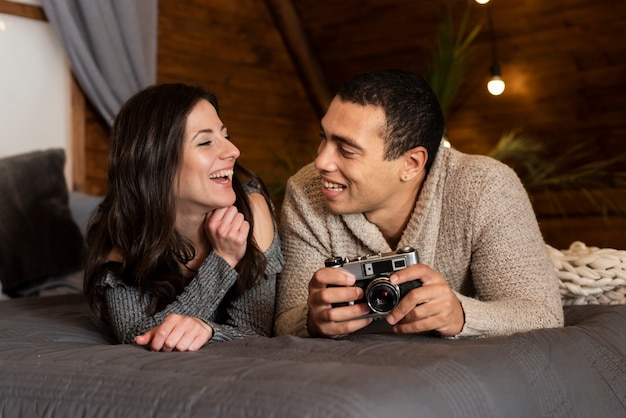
xmin=174 ymin=99 xmax=240 ymax=217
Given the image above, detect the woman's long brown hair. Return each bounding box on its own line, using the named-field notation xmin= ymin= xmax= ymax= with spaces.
xmin=83 ymin=84 xmax=270 ymax=328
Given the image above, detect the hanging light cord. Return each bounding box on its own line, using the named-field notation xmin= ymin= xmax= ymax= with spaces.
xmin=487 ymin=3 xmax=499 ymax=73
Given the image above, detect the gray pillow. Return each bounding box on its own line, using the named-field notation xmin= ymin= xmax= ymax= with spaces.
xmin=0 ymin=149 xmax=84 ymax=291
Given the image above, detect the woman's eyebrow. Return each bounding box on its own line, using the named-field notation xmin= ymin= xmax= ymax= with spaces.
xmin=192 ymin=125 xmax=227 ymax=140
xmin=192 ymin=128 xmax=214 ymax=140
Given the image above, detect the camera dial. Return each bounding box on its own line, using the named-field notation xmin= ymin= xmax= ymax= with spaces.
xmin=324 ymin=257 xmax=345 ymax=268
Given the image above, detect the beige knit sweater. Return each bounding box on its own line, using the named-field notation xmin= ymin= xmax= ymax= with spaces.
xmin=275 ymin=145 xmax=564 ymax=338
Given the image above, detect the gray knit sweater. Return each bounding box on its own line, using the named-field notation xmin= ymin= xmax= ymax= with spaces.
xmin=275 ymin=144 xmax=564 ymax=338
xmin=103 ymin=215 xmax=283 ymax=346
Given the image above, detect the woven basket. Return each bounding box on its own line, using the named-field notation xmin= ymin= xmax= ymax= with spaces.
xmin=546 ymin=241 xmax=626 ymax=306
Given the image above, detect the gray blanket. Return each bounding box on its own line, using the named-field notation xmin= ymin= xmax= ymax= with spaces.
xmin=1 ymin=294 xmax=624 ymax=417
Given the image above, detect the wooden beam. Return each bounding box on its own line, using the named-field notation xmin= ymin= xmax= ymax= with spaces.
xmin=0 ymin=0 xmax=45 ymax=20
xmin=263 ymin=0 xmax=332 ymax=118
xmin=71 ymin=75 xmax=87 ymax=193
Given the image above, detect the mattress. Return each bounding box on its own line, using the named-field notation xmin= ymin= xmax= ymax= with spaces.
xmin=1 ymin=294 xmax=624 ymax=417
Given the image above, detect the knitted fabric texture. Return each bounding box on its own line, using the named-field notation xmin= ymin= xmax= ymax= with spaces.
xmin=546 ymin=241 xmax=626 ymax=305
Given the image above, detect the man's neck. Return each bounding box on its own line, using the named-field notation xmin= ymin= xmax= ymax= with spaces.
xmin=365 ymin=183 xmax=422 ymax=249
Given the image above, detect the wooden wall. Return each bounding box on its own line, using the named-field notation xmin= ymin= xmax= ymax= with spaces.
xmin=3 ymin=0 xmax=625 ymax=249
xmin=294 ymin=0 xmax=626 ymax=159
xmin=75 ymin=0 xmax=626 ymax=193
xmin=81 ymin=0 xmax=321 ymax=201
xmin=292 ymin=0 xmax=626 ymax=249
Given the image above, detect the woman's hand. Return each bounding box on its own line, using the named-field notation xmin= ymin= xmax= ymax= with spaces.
xmin=205 ymin=206 xmax=250 ymax=268
xmin=134 ymin=313 xmax=213 ymax=352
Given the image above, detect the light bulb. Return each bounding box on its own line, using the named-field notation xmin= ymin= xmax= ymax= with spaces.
xmin=475 ymin=0 xmax=490 ymax=4
xmin=487 ymin=75 xmax=505 ymax=96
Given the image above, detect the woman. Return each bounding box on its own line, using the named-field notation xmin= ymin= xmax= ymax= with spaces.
xmin=84 ymin=83 xmax=283 ymax=351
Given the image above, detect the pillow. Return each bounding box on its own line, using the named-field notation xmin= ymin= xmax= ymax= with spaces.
xmin=546 ymin=241 xmax=626 ymax=305
xmin=0 ymin=149 xmax=84 ymax=292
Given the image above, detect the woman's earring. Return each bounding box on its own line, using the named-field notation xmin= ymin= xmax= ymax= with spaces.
xmin=403 ymin=175 xmax=409 ymax=181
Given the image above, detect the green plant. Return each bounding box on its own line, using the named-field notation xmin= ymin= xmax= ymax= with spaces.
xmin=487 ymin=130 xmax=626 ymax=216
xmin=425 ymin=3 xmax=482 ymax=119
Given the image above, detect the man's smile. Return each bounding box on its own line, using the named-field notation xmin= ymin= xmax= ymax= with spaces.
xmin=322 ymin=179 xmax=346 ymax=191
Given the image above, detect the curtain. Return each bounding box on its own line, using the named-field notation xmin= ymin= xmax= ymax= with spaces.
xmin=42 ymin=0 xmax=158 ymax=126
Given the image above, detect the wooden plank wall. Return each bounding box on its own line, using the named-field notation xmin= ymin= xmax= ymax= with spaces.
xmin=3 ymin=0 xmax=624 ymax=249
xmin=532 ymin=189 xmax=626 ymax=249
xmin=294 ymin=0 xmax=626 ymax=160
xmin=82 ymin=0 xmax=321 ymax=201
xmin=293 ymin=0 xmax=626 ymax=249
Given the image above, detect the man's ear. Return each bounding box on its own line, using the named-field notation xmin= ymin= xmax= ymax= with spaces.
xmin=401 ymin=146 xmax=428 ymax=181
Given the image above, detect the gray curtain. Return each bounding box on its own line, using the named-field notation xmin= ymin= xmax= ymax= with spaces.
xmin=42 ymin=0 xmax=158 ymax=126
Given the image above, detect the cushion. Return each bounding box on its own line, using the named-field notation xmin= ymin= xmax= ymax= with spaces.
xmin=546 ymin=241 xmax=626 ymax=305
xmin=0 ymin=149 xmax=84 ymax=291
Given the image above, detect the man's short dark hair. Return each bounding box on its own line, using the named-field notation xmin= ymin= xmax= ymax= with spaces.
xmin=336 ymin=69 xmax=445 ymax=171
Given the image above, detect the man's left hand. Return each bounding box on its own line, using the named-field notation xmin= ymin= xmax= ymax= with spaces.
xmin=385 ymin=264 xmax=464 ymax=337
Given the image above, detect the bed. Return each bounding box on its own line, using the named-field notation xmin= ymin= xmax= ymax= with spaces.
xmin=1 ymin=149 xmax=625 ymax=417
xmin=0 ymin=295 xmax=624 ymax=416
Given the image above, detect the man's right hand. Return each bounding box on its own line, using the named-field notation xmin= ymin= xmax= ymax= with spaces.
xmin=306 ymin=267 xmax=374 ymax=337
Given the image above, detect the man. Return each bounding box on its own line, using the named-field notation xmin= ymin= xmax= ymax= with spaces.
xmin=275 ymin=69 xmax=563 ymax=338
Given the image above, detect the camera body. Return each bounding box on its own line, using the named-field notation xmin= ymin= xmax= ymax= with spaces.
xmin=325 ymin=247 xmax=421 ymax=319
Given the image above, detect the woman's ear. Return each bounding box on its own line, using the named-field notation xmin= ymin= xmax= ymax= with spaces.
xmin=401 ymin=146 xmax=428 ymax=182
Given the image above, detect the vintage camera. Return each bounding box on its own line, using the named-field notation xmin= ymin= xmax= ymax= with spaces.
xmin=325 ymin=247 xmax=422 ymax=319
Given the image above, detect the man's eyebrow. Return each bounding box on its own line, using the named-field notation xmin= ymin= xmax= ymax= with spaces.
xmin=320 ymin=124 xmax=364 ymax=151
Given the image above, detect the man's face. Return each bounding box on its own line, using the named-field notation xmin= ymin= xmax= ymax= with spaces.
xmin=315 ymin=97 xmax=406 ymax=220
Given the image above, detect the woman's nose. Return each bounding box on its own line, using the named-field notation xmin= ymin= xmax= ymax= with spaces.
xmin=224 ymin=139 xmax=240 ymax=160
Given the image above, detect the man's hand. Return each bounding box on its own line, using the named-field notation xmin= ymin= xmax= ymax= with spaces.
xmin=386 ymin=264 xmax=464 ymax=337
xmin=205 ymin=206 xmax=249 ymax=268
xmin=135 ymin=313 xmax=213 ymax=352
xmin=306 ymin=267 xmax=373 ymax=337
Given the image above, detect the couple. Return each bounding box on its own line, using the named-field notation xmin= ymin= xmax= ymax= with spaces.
xmin=84 ymin=69 xmax=564 ymax=352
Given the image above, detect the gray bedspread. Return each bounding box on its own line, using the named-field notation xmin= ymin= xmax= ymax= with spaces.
xmin=1 ymin=294 xmax=624 ymax=417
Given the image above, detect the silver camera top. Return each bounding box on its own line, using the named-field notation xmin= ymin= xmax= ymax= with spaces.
xmin=325 ymin=247 xmax=418 ymax=281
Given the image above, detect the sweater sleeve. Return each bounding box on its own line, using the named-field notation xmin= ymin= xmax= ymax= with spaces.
xmin=452 ymin=161 xmax=564 ymax=338
xmin=104 ymin=252 xmax=239 ymax=344
xmin=105 ymin=232 xmax=282 ymax=345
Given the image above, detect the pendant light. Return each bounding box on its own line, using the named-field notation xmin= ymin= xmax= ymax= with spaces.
xmin=486 ymin=3 xmax=505 ymax=95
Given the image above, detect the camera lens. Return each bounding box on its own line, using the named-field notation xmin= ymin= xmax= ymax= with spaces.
xmin=366 ymin=278 xmax=400 ymax=314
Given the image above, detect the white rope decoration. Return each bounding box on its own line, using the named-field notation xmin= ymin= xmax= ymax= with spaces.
xmin=546 ymin=241 xmax=626 ymax=306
